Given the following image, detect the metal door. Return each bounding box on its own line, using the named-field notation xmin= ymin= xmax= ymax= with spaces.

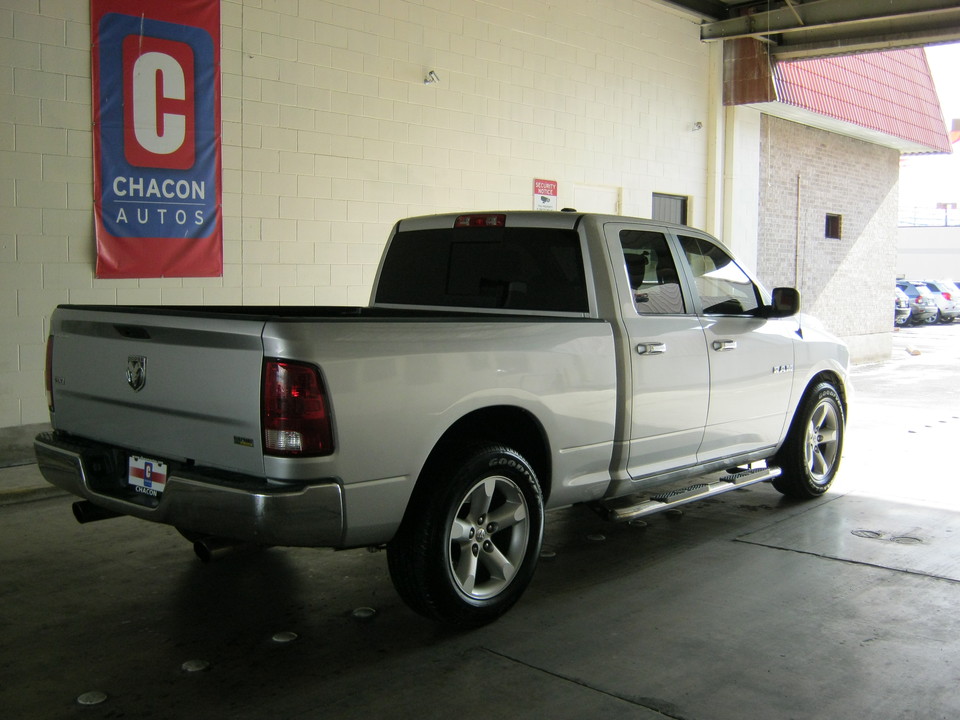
xmin=604 ymin=223 xmax=710 ymax=478
xmin=675 ymin=233 xmax=797 ymax=461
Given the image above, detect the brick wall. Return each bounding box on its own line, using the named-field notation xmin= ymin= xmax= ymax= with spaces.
xmin=0 ymin=0 xmax=714 ymax=426
xmin=757 ymin=115 xmax=898 ymax=361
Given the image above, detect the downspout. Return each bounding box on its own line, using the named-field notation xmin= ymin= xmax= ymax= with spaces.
xmin=795 ymin=173 xmax=803 ymax=290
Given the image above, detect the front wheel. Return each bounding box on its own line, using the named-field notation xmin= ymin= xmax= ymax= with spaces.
xmin=773 ymin=382 xmax=845 ymax=499
xmin=387 ymin=444 xmax=544 ymax=628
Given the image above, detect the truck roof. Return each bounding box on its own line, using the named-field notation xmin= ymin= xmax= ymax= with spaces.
xmin=394 ymin=210 xmax=717 ymax=240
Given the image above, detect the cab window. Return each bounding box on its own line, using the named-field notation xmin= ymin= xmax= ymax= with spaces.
xmin=678 ymin=235 xmax=761 ymax=315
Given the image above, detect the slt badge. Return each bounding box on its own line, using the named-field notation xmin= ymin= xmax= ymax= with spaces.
xmin=127 ymin=355 xmax=147 ymax=392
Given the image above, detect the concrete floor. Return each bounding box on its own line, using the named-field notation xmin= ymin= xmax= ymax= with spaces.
xmin=2 ymin=324 xmax=959 ymax=719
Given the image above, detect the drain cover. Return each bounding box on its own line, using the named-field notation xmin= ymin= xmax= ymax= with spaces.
xmin=181 ymin=659 xmax=211 ymax=673
xmin=77 ymin=691 xmax=107 ymax=706
xmin=852 ymin=530 xmax=883 ymax=539
xmin=352 ymin=607 xmax=377 ymax=620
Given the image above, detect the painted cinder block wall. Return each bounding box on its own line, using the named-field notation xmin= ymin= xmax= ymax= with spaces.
xmin=757 ymin=115 xmax=899 ymax=362
xmin=0 ymin=0 xmax=717 ymax=427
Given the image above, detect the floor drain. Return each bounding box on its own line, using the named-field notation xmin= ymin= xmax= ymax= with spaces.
xmin=852 ymin=530 xmax=883 ymax=539
xmin=352 ymin=607 xmax=377 ymax=620
xmin=181 ymin=659 xmax=211 ymax=673
xmin=77 ymin=691 xmax=107 ymax=706
xmin=891 ymin=536 xmax=923 ymax=545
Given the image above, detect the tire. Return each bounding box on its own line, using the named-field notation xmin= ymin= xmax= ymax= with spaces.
xmin=772 ymin=382 xmax=845 ymax=499
xmin=924 ymin=312 xmax=939 ymax=325
xmin=387 ymin=444 xmax=544 ymax=628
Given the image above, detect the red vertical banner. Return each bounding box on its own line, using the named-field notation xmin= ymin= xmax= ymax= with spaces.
xmin=91 ymin=0 xmax=222 ymax=278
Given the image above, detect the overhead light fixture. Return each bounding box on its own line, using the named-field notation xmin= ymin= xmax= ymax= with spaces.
xmin=424 ymin=70 xmax=440 ymax=85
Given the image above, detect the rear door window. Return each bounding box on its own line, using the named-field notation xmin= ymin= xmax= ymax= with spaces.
xmin=619 ymin=229 xmax=686 ymax=314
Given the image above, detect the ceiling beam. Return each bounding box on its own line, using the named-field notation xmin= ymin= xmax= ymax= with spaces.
xmin=700 ymin=0 xmax=960 ymax=57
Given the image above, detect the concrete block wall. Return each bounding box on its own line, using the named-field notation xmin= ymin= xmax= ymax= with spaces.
xmin=757 ymin=115 xmax=899 ymax=362
xmin=1 ymin=0 xmax=713 ymax=427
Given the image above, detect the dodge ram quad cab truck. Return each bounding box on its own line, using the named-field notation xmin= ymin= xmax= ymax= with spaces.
xmin=35 ymin=211 xmax=849 ymax=627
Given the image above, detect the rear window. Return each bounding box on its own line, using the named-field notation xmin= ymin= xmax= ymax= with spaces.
xmin=375 ymin=227 xmax=588 ymax=313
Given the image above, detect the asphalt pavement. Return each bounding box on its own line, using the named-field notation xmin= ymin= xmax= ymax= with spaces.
xmin=2 ymin=323 xmax=959 ymax=719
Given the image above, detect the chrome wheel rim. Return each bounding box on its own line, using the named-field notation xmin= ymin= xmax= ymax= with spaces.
xmin=448 ymin=475 xmax=530 ymax=601
xmin=805 ymin=400 xmax=841 ymax=484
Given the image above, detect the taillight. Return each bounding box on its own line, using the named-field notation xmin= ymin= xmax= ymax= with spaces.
xmin=943 ymin=292 xmax=952 ymax=301
xmin=454 ymin=214 xmax=506 ymax=228
xmin=44 ymin=336 xmax=54 ymax=412
xmin=262 ymin=360 xmax=334 ymax=457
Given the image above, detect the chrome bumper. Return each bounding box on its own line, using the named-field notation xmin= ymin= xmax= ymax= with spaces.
xmin=34 ymin=433 xmax=344 ymax=547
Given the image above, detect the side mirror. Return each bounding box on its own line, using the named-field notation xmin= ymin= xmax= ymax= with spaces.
xmin=767 ymin=287 xmax=801 ymax=318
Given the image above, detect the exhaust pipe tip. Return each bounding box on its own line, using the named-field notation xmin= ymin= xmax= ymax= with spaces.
xmin=72 ymin=501 xmax=122 ymax=524
xmin=193 ymin=536 xmax=236 ymax=564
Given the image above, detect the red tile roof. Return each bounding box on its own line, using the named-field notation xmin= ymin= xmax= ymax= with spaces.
xmin=773 ymin=49 xmax=951 ymax=154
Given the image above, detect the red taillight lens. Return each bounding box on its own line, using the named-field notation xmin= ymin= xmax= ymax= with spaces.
xmin=44 ymin=336 xmax=54 ymax=412
xmin=262 ymin=360 xmax=334 ymax=457
xmin=454 ymin=214 xmax=506 ymax=228
xmin=942 ymin=292 xmax=952 ymax=301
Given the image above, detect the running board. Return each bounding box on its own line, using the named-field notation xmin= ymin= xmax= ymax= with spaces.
xmin=604 ymin=466 xmax=782 ymax=523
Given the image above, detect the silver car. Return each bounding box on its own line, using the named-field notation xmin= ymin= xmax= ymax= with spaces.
xmin=921 ymin=280 xmax=960 ymax=323
xmin=897 ymin=281 xmax=938 ymax=324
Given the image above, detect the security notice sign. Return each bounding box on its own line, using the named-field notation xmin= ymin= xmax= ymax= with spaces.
xmin=91 ymin=0 xmax=222 ymax=278
xmin=533 ymin=179 xmax=558 ymax=211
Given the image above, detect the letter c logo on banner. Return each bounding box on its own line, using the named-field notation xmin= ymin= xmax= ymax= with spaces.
xmin=123 ymin=35 xmax=196 ymax=170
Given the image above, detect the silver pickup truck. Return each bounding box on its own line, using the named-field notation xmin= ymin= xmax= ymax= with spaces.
xmin=35 ymin=211 xmax=849 ymax=626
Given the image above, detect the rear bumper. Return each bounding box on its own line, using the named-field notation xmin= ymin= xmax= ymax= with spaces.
xmin=34 ymin=432 xmax=344 ymax=547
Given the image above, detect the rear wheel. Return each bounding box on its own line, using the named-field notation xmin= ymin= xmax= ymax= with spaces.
xmin=387 ymin=444 xmax=544 ymax=628
xmin=773 ymin=382 xmax=845 ymax=499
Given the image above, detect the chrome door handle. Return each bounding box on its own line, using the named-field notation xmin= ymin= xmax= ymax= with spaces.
xmin=636 ymin=342 xmax=667 ymax=355
xmin=712 ymin=339 xmax=737 ymax=352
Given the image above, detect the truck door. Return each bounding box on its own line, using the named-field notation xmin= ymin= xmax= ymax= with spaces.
xmin=605 ymin=224 xmax=709 ymax=478
xmin=675 ymin=233 xmax=797 ymax=461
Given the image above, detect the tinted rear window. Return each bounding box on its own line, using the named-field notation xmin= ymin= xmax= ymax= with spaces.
xmin=375 ymin=227 xmax=588 ymax=313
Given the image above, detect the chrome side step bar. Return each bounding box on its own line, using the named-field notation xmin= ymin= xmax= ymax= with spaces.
xmin=605 ymin=466 xmax=782 ymax=522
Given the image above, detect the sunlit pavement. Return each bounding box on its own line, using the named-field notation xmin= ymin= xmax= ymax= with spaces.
xmin=2 ymin=324 xmax=959 ymax=719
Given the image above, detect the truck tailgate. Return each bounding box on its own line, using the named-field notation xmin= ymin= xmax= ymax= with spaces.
xmin=49 ymin=307 xmax=267 ymax=477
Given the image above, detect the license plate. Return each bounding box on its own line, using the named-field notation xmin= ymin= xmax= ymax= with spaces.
xmin=128 ymin=455 xmax=168 ymax=497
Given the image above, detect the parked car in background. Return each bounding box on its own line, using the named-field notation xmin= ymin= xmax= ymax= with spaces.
xmin=896 ymin=280 xmax=938 ymax=325
xmin=922 ymin=280 xmax=960 ymax=323
xmin=895 ymin=287 xmax=911 ymax=326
